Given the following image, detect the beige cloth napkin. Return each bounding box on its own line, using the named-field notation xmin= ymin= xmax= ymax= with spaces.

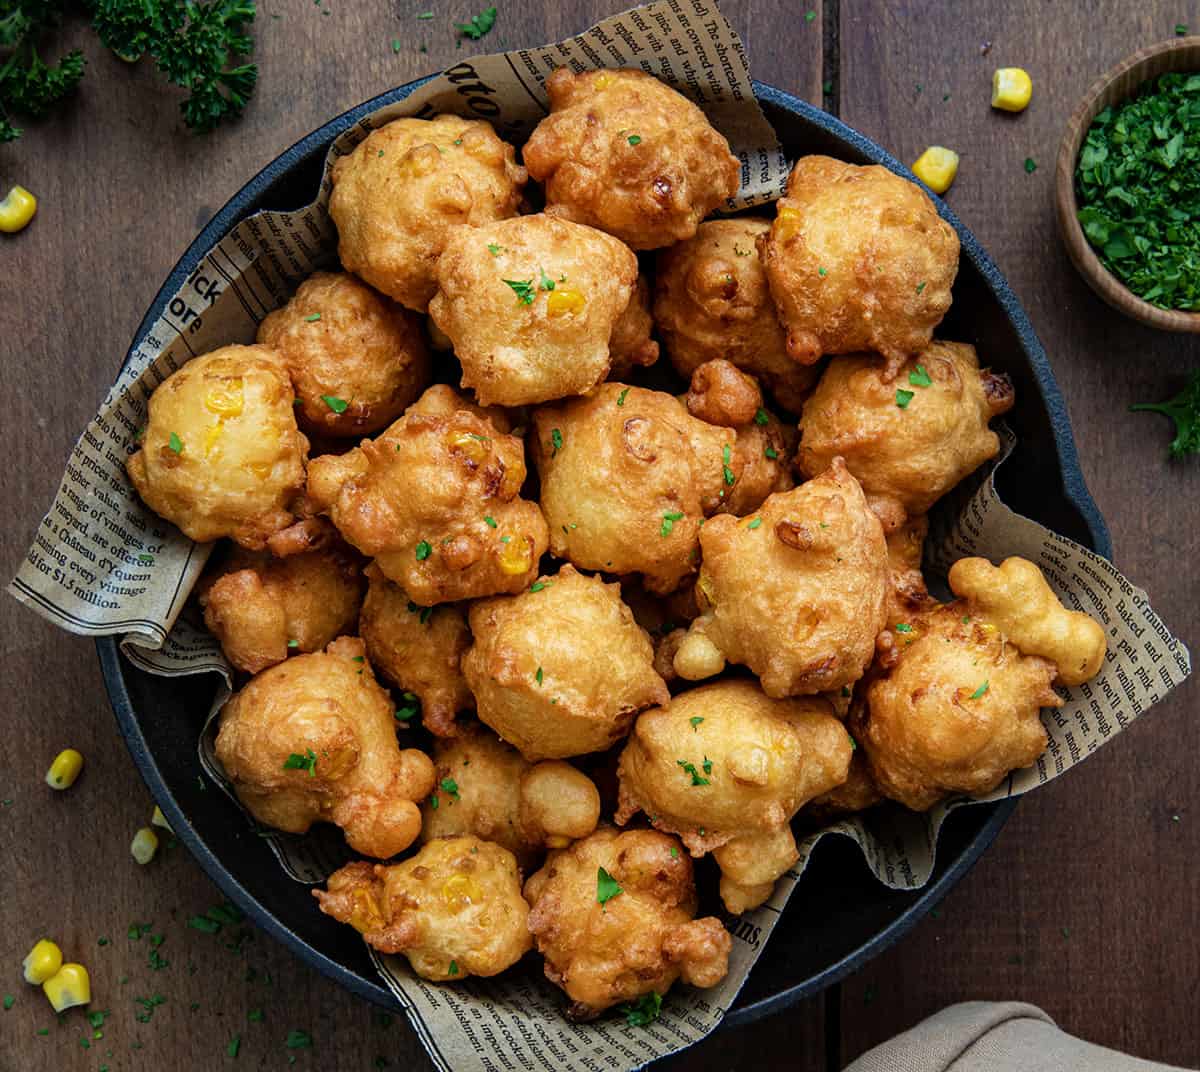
xmin=843 ymin=1002 xmax=1195 ymax=1072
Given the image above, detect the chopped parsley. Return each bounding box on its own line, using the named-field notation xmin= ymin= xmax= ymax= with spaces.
xmin=440 ymin=778 xmax=460 ymax=800
xmin=670 ymin=846 xmax=679 ymax=858
xmin=908 ymin=364 xmax=933 ymax=387
xmin=722 ymin=443 xmax=735 ymax=486
xmin=676 ymin=759 xmax=710 ymax=786
xmin=622 ymin=991 xmax=662 ymax=1026
xmin=282 ymin=749 xmax=317 ymax=777
xmin=754 ymin=407 xmax=769 ymax=426
xmin=538 ymin=267 xmax=556 ymax=291
xmin=487 ymin=243 xmax=503 ymax=256
xmin=448 ymin=960 xmax=459 ymax=976
xmin=617 ymin=387 xmax=630 ymax=406
xmin=415 ymin=540 xmax=432 ymax=560
xmin=596 ymin=866 xmax=623 ymax=904
xmin=1131 ymin=371 xmax=1200 ymax=457
xmin=969 ymin=680 xmax=990 ymax=699
xmin=285 ymin=1029 xmax=313 ymax=1049
xmin=702 ymin=756 xmax=713 ymax=775
xmin=503 ymin=278 xmax=536 ymax=305
xmin=2 ymin=995 xmax=12 ymax=1011
xmin=1024 ymin=157 xmax=1037 ymax=174
xmin=627 ymin=133 xmax=642 ymax=145
xmin=391 ymin=39 xmax=401 ymax=53
xmin=396 ymin=692 xmax=420 ymax=722
xmin=804 ymin=9 xmax=817 ymax=21
xmin=817 ymin=266 xmax=827 ymax=277
xmin=429 ymin=793 xmax=439 ymax=810
xmin=660 ymin=510 xmax=684 ymax=537
xmin=321 ymin=395 xmax=349 ymax=414
xmin=747 ymin=517 xmax=762 ymax=529
xmin=764 ymin=446 xmax=778 ymax=459
xmin=168 ymin=432 xmax=183 ymax=454
xmin=483 ymin=515 xmax=497 ymax=528
xmin=303 ymin=312 xmax=321 ymax=322
xmin=915 ymin=280 xmax=927 ymax=294
xmin=287 ymin=639 xmax=299 ymax=649
xmin=407 ymin=601 xmax=433 ymax=624
xmin=187 ymin=915 xmax=221 ymax=934
xmin=895 ymin=623 xmax=913 ymax=633
xmin=227 ymin=1035 xmax=241 ymax=1057
xmin=550 ymin=427 xmax=563 ymax=455
xmin=690 ymin=716 xmax=704 ymax=730
xmin=895 ymin=389 xmax=915 ymax=409
xmin=529 ymin=580 xmax=552 ymax=593
xmin=535 ymin=666 xmax=544 ymax=686
xmin=848 ymin=732 xmax=858 ymax=751
xmin=455 ymin=6 xmax=497 ymax=40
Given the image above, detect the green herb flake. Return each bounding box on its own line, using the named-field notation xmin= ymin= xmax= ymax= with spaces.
xmin=2 ymin=995 xmax=13 ymax=1011
xmin=503 ymin=278 xmax=536 ymax=305
xmin=417 ymin=11 xmax=434 ymax=17
xmin=535 ymin=666 xmax=544 ymax=686
xmin=848 ymin=732 xmax=858 ymax=751
xmin=676 ymin=759 xmax=710 ymax=786
xmin=895 ymin=389 xmax=915 ymax=409
xmin=764 ymin=446 xmax=778 ymax=459
xmin=440 ymin=778 xmax=460 ymax=800
xmin=530 ymin=580 xmax=552 ymax=593
xmin=1130 ymin=371 xmax=1200 ymax=457
xmin=550 ymin=427 xmax=563 ymax=455
xmin=487 ymin=243 xmax=503 ymax=256
xmin=304 ymin=312 xmax=321 ymax=322
xmin=908 ymin=364 xmax=933 ymax=387
xmin=804 ymin=9 xmax=816 ymax=22
xmin=188 ymin=915 xmax=221 ymax=934
xmin=249 ymin=1009 xmax=264 ymax=1022
xmin=596 ymin=866 xmax=623 ymax=904
xmin=754 ymin=407 xmax=769 ymax=426
xmin=969 ymin=680 xmax=990 ymax=699
xmin=722 ymin=443 xmax=735 ymax=486
xmin=1177 ymin=23 xmax=1188 ymax=35
xmin=396 ymin=692 xmax=420 ymax=722
xmin=287 ymin=639 xmax=299 ymax=650
xmin=817 ymin=265 xmax=827 ymax=277
xmin=391 ymin=39 xmax=401 ymax=53
xmin=915 ymin=280 xmax=927 ymax=294
xmin=429 ymin=792 xmax=439 ymax=810
xmin=455 ymin=6 xmax=497 ymax=40
xmin=895 ymin=623 xmax=913 ymax=633
xmin=538 ymin=267 xmax=556 ymax=291
xmin=321 ymin=395 xmax=349 ymax=414
xmin=617 ymin=387 xmax=630 ymax=406
xmin=447 ymin=959 xmax=459 ymax=976
xmin=282 ymin=749 xmax=317 ymax=777
xmin=286 ymin=1029 xmax=313 ymax=1049
xmin=1024 ymin=157 xmax=1037 ymax=174
xmin=660 ymin=510 xmax=685 ymax=537
xmin=747 ymin=517 xmax=762 ymax=530
xmin=227 ymin=1035 xmax=241 ymax=1057
xmin=168 ymin=432 xmax=183 ymax=454
xmin=483 ymin=515 xmax=497 ymax=528
xmin=415 ymin=540 xmax=432 ymax=561
xmin=622 ymin=991 xmax=663 ymax=1026
xmin=689 ymin=717 xmax=705 ymax=731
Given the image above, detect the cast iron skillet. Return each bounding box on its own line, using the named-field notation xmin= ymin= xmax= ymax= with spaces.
xmin=97 ymin=78 xmax=1112 ymax=1028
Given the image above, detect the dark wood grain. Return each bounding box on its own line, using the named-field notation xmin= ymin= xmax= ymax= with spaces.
xmin=838 ymin=1 xmax=1199 ymax=1066
xmin=0 ymin=4 xmax=825 ymax=1071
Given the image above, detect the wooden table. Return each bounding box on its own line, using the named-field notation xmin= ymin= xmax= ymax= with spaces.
xmin=2 ymin=2 xmax=1196 ymax=1069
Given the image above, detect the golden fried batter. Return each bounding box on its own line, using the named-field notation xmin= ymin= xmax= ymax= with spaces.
xmin=257 ymin=271 xmax=431 ymax=439
xmin=463 ymin=565 xmax=668 ymax=760
xmin=685 ymin=358 xmax=763 ymax=428
xmin=654 ymin=219 xmax=819 ymax=412
xmin=214 ymin=638 xmax=435 ymax=857
xmin=615 ymin=680 xmax=851 ymax=912
xmin=760 ymin=156 xmax=960 ymax=375
xmin=885 ymin=514 xmax=935 ymax=626
xmin=126 ymin=345 xmax=308 ymax=548
xmin=523 ymin=68 xmax=740 ymax=251
xmin=948 ymin=557 xmax=1107 ymax=686
xmin=798 ymin=342 xmax=1014 ymax=530
xmin=429 ymin=214 xmax=638 ymax=406
xmin=802 ymin=751 xmax=883 ymax=823
xmin=358 ymin=562 xmax=473 ymax=737
xmin=524 ymin=826 xmax=731 ymax=1018
xmin=330 ymin=115 xmax=526 ymax=311
xmin=314 ymin=836 xmax=530 ymax=981
xmin=197 ymin=541 xmax=365 ymax=674
xmin=675 ymin=459 xmax=889 ymax=697
xmin=607 ymin=274 xmax=660 ymax=379
xmin=420 ymin=724 xmax=601 ymax=865
xmin=853 ymin=604 xmax=1061 ymax=811
xmin=531 ymin=384 xmax=733 ymax=593
xmin=720 ymin=397 xmax=797 ymax=517
xmin=309 ymin=387 xmax=549 ymax=604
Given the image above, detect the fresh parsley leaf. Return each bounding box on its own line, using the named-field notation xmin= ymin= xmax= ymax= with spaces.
xmin=969 ymin=680 xmax=990 ymax=699
xmin=622 ymin=991 xmax=662 ymax=1026
xmin=895 ymin=389 xmax=915 ymax=409
xmin=1131 ymin=371 xmax=1200 ymax=457
xmin=483 ymin=515 xmax=497 ymax=528
xmin=538 ymin=266 xmax=556 ymax=291
xmin=908 ymin=364 xmax=933 ymax=387
xmin=535 ymin=666 xmax=544 ymax=685
xmin=282 ymin=749 xmax=317 ymax=777
xmin=550 ymin=427 xmax=563 ymax=455
xmin=415 ymin=540 xmax=432 ymax=560
xmin=617 ymin=387 xmax=630 ymax=406
xmin=676 ymin=759 xmax=710 ymax=786
xmin=321 ymin=395 xmax=348 ymax=413
xmin=690 ymin=716 xmax=704 ymax=730
xmin=395 ymin=692 xmax=420 ymax=722
xmin=660 ymin=510 xmax=684 ymax=537
xmin=764 ymin=446 xmax=778 ymax=459
xmin=448 ymin=960 xmax=459 ymax=975
xmin=596 ymin=866 xmax=623 ymax=904
xmin=747 ymin=517 xmax=762 ymax=529
xmin=285 ymin=1029 xmax=312 ymax=1049
xmin=440 ymin=778 xmax=459 ymax=800
xmin=487 ymin=242 xmax=503 ymax=256
xmin=455 ymin=6 xmax=497 ymax=40
xmin=168 ymin=432 xmax=183 ymax=454
xmin=895 ymin=623 xmax=913 ymax=633
xmin=627 ymin=133 xmax=642 ymax=145
xmin=503 ymin=277 xmax=535 ymax=305
xmin=754 ymin=407 xmax=769 ymax=426
xmin=1024 ymin=157 xmax=1037 ymax=174
xmin=304 ymin=312 xmax=321 ymax=322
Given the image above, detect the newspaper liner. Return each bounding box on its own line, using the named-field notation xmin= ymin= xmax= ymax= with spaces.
xmin=7 ymin=2 xmax=1191 ymax=1069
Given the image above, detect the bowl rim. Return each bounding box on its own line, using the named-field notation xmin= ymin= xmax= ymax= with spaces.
xmin=96 ymin=75 xmax=1112 ymax=1031
xmin=1055 ymin=36 xmax=1200 ymax=331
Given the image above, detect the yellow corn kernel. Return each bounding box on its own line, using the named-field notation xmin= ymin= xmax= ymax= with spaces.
xmin=23 ymin=940 xmax=63 ymax=985
xmin=446 ymin=429 xmax=489 ymax=464
xmin=497 ymin=536 xmax=531 ymax=575
xmin=131 ymin=826 xmax=159 ymax=865
xmin=204 ymin=380 xmax=244 ymax=418
xmin=593 ymin=72 xmax=613 ymax=90
xmin=151 ymin=805 xmax=173 ymax=833
xmin=991 ymin=67 xmax=1033 ymax=113
xmin=42 ymin=964 xmax=90 ymax=1012
xmin=349 ymin=887 xmax=384 ymax=934
xmin=441 ymin=873 xmax=483 ymax=911
xmin=0 ymin=185 xmax=37 ymax=234
xmin=546 ymin=288 xmax=585 ymax=316
xmin=911 ymin=147 xmax=959 ymax=195
xmin=203 ymin=423 xmax=224 ymax=457
xmin=45 ymin=749 xmax=83 ymax=790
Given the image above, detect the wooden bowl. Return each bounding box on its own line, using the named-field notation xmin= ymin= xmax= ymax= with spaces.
xmin=1056 ymin=38 xmax=1200 ymax=331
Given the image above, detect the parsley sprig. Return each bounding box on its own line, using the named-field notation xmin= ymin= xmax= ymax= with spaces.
xmin=1131 ymin=371 xmax=1200 ymax=458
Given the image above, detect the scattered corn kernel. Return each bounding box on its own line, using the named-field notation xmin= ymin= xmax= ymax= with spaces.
xmin=203 ymin=423 xmax=224 ymax=457
xmin=42 ymin=964 xmax=90 ymax=1012
xmin=150 ymin=805 xmax=174 ymax=833
xmin=441 ymin=873 xmax=483 ymax=910
xmin=45 ymin=749 xmax=83 ymax=790
xmin=23 ymin=940 xmax=63 ymax=985
xmin=911 ymin=146 xmax=959 ymax=195
xmin=203 ymin=380 xmax=244 ymax=418
xmin=775 ymin=204 xmax=803 ymax=241
xmin=0 ymin=185 xmax=37 ymax=234
xmin=546 ymin=288 xmax=585 ymax=316
xmin=497 ymin=535 xmax=531 ymax=575
xmin=991 ymin=67 xmax=1033 ymax=112
xmin=130 ymin=826 xmax=159 ymax=865
xmin=446 ymin=429 xmax=488 ymax=464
